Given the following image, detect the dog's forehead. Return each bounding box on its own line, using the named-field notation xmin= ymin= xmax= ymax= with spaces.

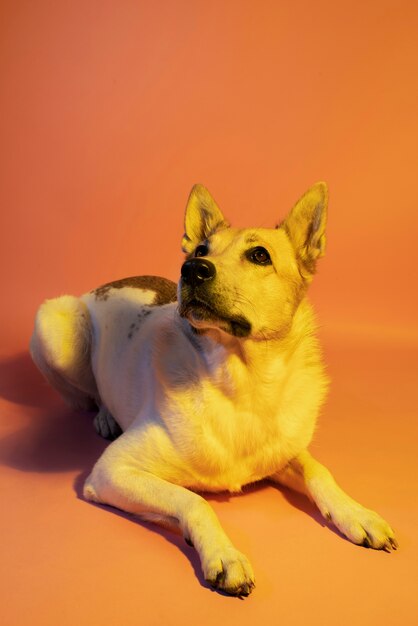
xmin=210 ymin=227 xmax=287 ymax=252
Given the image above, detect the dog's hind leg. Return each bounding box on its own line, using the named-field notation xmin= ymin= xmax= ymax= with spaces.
xmin=83 ymin=436 xmax=255 ymax=597
xmin=94 ymin=406 xmax=123 ymax=440
xmin=30 ymin=295 xmax=99 ymax=410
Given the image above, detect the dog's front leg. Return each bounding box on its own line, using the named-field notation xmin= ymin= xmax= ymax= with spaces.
xmin=272 ymin=450 xmax=398 ymax=551
xmin=83 ymin=439 xmax=255 ymax=596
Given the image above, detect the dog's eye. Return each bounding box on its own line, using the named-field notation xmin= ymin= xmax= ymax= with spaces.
xmin=194 ymin=244 xmax=209 ymax=257
xmin=247 ymin=247 xmax=271 ymax=265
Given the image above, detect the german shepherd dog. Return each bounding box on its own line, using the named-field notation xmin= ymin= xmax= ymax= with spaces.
xmin=30 ymin=183 xmax=397 ymax=596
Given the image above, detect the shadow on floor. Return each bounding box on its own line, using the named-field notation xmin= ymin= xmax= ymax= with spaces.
xmin=0 ymin=351 xmax=106 ymax=472
xmin=0 ymin=351 xmax=54 ymax=408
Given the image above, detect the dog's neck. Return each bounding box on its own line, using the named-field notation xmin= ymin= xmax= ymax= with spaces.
xmin=178 ymin=297 xmax=318 ymax=392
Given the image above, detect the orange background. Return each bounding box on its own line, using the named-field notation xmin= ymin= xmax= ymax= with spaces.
xmin=1 ymin=1 xmax=417 ymax=624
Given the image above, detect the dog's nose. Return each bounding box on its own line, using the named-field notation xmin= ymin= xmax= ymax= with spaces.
xmin=181 ymin=258 xmax=216 ymax=286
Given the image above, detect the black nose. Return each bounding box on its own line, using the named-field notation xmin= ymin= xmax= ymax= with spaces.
xmin=181 ymin=258 xmax=216 ymax=286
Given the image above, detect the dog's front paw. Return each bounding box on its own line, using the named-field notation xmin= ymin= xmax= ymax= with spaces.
xmin=202 ymin=547 xmax=255 ymax=597
xmin=323 ymin=501 xmax=398 ymax=552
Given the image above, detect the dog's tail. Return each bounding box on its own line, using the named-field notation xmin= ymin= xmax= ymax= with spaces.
xmin=30 ymin=295 xmax=98 ymax=410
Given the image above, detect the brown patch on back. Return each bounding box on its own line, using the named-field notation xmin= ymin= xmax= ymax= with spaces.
xmin=92 ymin=275 xmax=178 ymax=304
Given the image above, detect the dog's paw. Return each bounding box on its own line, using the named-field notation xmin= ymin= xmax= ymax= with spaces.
xmin=202 ymin=547 xmax=255 ymax=597
xmin=323 ymin=501 xmax=398 ymax=552
xmin=94 ymin=406 xmax=122 ymax=440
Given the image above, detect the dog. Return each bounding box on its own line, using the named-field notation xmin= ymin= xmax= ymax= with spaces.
xmin=30 ymin=182 xmax=397 ymax=597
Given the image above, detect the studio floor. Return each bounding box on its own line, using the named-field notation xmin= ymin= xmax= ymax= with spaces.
xmin=1 ymin=328 xmax=416 ymax=626
xmin=1 ymin=1 xmax=418 ymax=623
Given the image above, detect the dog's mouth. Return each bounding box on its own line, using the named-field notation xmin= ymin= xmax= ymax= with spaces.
xmin=179 ymin=297 xmax=251 ymax=338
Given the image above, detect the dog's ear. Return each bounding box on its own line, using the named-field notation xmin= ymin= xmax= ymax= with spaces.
xmin=182 ymin=184 xmax=229 ymax=253
xmin=281 ymin=182 xmax=328 ymax=277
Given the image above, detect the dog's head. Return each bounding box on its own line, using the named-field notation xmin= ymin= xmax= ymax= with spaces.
xmin=178 ymin=183 xmax=328 ymax=340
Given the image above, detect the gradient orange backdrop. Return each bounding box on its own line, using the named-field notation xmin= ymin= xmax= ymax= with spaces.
xmin=1 ymin=1 xmax=417 ymax=625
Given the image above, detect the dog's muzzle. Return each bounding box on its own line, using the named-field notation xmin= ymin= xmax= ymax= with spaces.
xmin=179 ymin=259 xmax=251 ymax=338
xmin=181 ymin=258 xmax=216 ymax=287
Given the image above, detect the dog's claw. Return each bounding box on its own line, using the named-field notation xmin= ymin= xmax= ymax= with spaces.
xmin=236 ymin=579 xmax=256 ymax=598
xmin=383 ymin=536 xmax=398 ymax=552
xmin=237 ymin=584 xmax=251 ymax=597
xmin=214 ymin=569 xmax=226 ymax=587
xmin=388 ymin=537 xmax=399 ymax=550
xmin=207 ymin=579 xmax=255 ymax=598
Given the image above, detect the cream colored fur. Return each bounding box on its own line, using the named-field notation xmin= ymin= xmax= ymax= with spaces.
xmin=30 ymin=183 xmax=397 ymax=597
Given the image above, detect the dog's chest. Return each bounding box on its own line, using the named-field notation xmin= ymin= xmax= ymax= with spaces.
xmin=159 ymin=363 xmax=301 ymax=491
xmin=129 ymin=330 xmax=320 ymax=492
